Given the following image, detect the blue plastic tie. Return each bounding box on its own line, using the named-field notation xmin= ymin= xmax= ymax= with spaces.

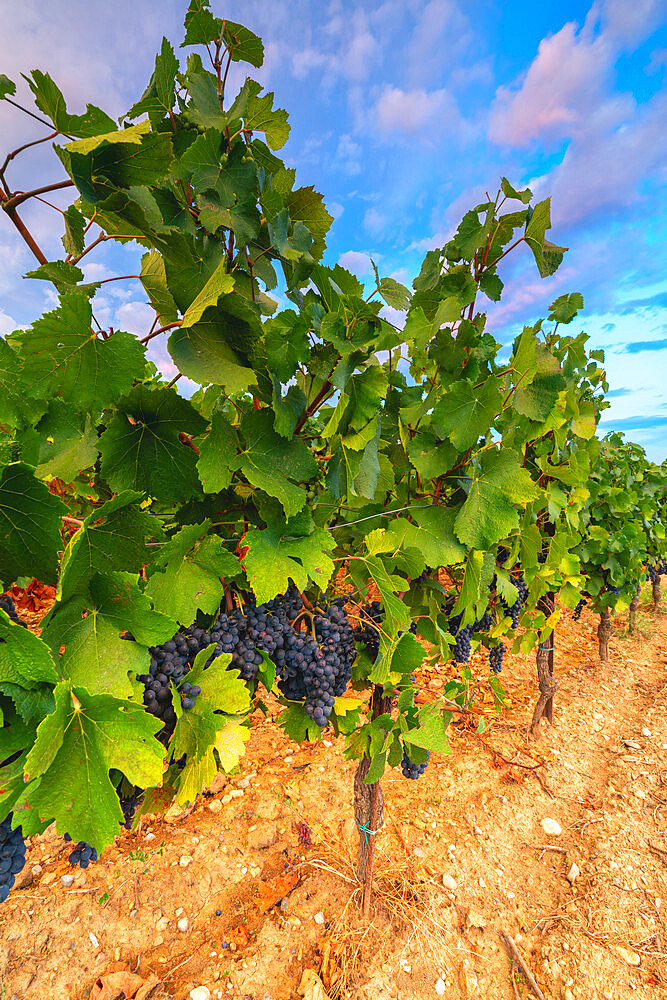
xmin=356 ymin=820 xmax=380 ymax=844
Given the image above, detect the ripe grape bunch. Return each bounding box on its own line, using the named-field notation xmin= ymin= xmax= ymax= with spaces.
xmin=502 ymin=571 xmax=528 ymax=628
xmin=352 ymin=601 xmax=384 ymax=662
xmin=0 ymin=814 xmax=27 ymax=904
xmin=64 ymin=833 xmax=97 ymax=869
xmin=401 ymin=747 xmax=430 ymax=780
xmin=0 ymin=594 xmax=29 ymax=628
xmin=573 ymin=598 xmax=587 ymax=621
xmin=489 ymin=643 xmax=504 ymax=674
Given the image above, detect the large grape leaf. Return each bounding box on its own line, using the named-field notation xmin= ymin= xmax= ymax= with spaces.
xmin=0 ymin=338 xmax=46 ymax=429
xmin=169 ymin=646 xmax=251 ymax=765
xmin=234 ymin=409 xmax=317 ymax=517
xmin=145 ymin=521 xmax=242 ymax=623
xmin=98 ymin=385 xmax=206 ymax=502
xmin=24 ymin=69 xmax=116 ymax=137
xmin=22 ymin=401 xmax=98 ymax=482
xmin=22 ymin=683 xmax=165 ymax=849
xmin=197 ymin=411 xmax=238 ymax=492
xmin=369 ymin=507 xmax=465 ymax=570
xmin=262 ymin=310 xmax=311 ymax=382
xmin=286 ymin=185 xmax=333 ymax=261
xmin=125 ymin=37 xmax=179 ymax=126
xmin=455 ymin=449 xmax=543 ymax=549
xmin=41 ymin=573 xmax=176 ymax=700
xmin=182 ymin=0 xmax=223 ymax=45
xmin=524 ymin=198 xmax=567 ymax=278
xmin=244 ymin=523 xmax=335 ymax=603
xmin=223 ymin=20 xmax=264 ymax=66
xmin=140 ymin=250 xmax=179 ymax=323
xmin=0 ymin=463 xmax=66 ymax=588
xmin=0 ymin=610 xmax=59 ymax=688
xmin=8 ymin=293 xmax=146 ymax=412
xmin=432 ymin=377 xmax=503 ymax=450
xmin=58 ymin=491 xmax=160 ymax=603
xmin=232 ymin=79 xmax=289 ymax=150
xmin=180 ymin=264 xmax=235 ymax=328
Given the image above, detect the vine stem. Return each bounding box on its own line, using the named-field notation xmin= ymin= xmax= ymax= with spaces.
xmin=2 ymin=179 xmax=74 ymax=211
xmin=0 ymin=188 xmax=48 ymax=264
xmin=140 ymin=321 xmax=182 ymax=345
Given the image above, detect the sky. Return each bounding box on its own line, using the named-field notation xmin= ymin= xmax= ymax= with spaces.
xmin=1 ymin=0 xmax=666 ymax=460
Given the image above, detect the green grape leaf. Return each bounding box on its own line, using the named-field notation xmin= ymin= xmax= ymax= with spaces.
xmin=432 ymin=377 xmax=503 ymax=450
xmin=176 ymin=745 xmax=218 ymax=805
xmin=232 ymin=79 xmax=289 ymax=150
xmin=61 ymin=205 xmax=86 ymax=257
xmin=98 ymin=385 xmax=206 ymax=503
xmin=0 ymin=463 xmax=66 ymax=588
xmin=0 ymin=610 xmax=59 ymax=688
xmin=0 ymin=339 xmax=45 ymax=429
xmin=42 ymin=573 xmax=176 ymax=700
xmin=214 ymin=719 xmax=251 ymax=772
xmin=25 ymin=401 xmax=98 ymax=482
xmin=379 ymin=277 xmax=410 ymax=310
xmin=58 ymin=491 xmax=159 ymax=603
xmin=140 ymin=251 xmax=179 ymax=323
xmin=455 ymin=449 xmax=543 ymax=549
xmin=197 ymin=410 xmax=238 ymax=492
xmin=500 ymin=177 xmax=532 ymax=203
xmin=23 ymin=682 xmax=164 ymax=850
xmin=0 ymin=75 xmax=16 ymax=100
xmin=170 ymin=646 xmax=251 ymax=764
xmin=182 ymin=0 xmax=222 ymax=46
xmin=403 ymin=701 xmax=452 ymax=754
xmin=524 ymin=198 xmax=567 ymax=277
xmin=0 ymin=684 xmax=54 ymax=726
xmin=244 ymin=523 xmax=335 ymax=603
xmin=479 ymin=270 xmax=503 ymax=302
xmin=548 ymin=292 xmax=584 ymax=325
xmin=145 ymin=521 xmax=242 ymax=622
xmin=180 ymin=263 xmax=235 ymax=328
xmin=235 ymin=408 xmax=317 ymax=517
xmin=223 ymin=21 xmax=264 ymax=67
xmin=262 ymin=311 xmax=313 ymax=382
xmin=276 ymin=702 xmax=323 ymax=743
xmin=286 ymin=186 xmax=333 ymax=261
xmin=271 ymin=379 xmax=307 ymax=439
xmin=23 ymin=70 xmax=116 ymax=137
xmin=8 ymin=292 xmax=146 ymax=412
xmin=126 ymin=37 xmax=179 ymax=125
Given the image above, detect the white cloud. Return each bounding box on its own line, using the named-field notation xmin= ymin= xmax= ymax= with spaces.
xmin=363 ymin=207 xmax=387 ymax=235
xmin=405 ymin=0 xmax=473 ymax=88
xmin=338 ymin=250 xmax=373 ymax=276
xmin=375 ymin=84 xmax=468 ymax=140
xmin=0 ymin=310 xmax=19 ymax=336
xmin=334 ymin=134 xmax=362 ymax=176
xmin=599 ymin=0 xmax=667 ymax=50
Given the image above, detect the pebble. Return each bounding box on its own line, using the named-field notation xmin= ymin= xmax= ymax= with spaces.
xmin=190 ymin=988 xmax=211 ymax=1000
xmin=130 ymin=909 xmax=138 ymax=919
xmin=567 ymin=863 xmax=580 ymax=884
xmin=144 ymin=832 xmax=156 ymax=842
xmin=208 ymin=801 xmax=222 ymax=814
xmin=614 ymin=945 xmax=640 ymax=966
xmin=280 ymin=898 xmax=290 ymax=913
xmin=178 ymin=916 xmax=190 ymax=933
xmin=442 ymin=874 xmax=457 ymax=891
xmin=156 ymin=917 xmax=170 ymax=931
xmin=413 ymin=846 xmax=425 ymax=859
xmin=180 ymin=856 xmax=194 ymax=867
xmin=229 ymin=789 xmax=244 ymax=799
xmin=314 ymin=911 xmax=325 ymax=925
xmin=467 ymin=911 xmax=487 ymax=929
xmin=541 ymin=818 xmax=562 ymax=836
xmin=221 ymin=794 xmax=232 ymax=805
xmin=31 ymin=865 xmax=43 ymax=876
xmin=642 ymin=727 xmax=651 ymax=737
xmin=154 ymin=935 xmax=164 ymax=946
xmin=60 ymin=873 xmax=74 ymax=888
xmin=435 ymin=978 xmax=446 ymax=996
xmin=176 ymin=907 xmax=184 ymax=916
xmin=237 ymin=778 xmax=250 ymax=789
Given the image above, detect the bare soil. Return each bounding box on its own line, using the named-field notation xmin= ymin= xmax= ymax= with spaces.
xmin=2 ymin=592 xmax=667 ymax=1000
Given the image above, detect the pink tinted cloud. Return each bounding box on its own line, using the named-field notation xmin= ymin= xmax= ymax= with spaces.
xmin=489 ymin=21 xmax=614 ymax=147
xmin=375 ymin=84 xmax=468 ymax=139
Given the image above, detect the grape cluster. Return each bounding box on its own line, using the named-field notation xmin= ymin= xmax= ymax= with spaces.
xmin=489 ymin=643 xmax=504 ymax=674
xmin=64 ymin=835 xmax=97 ymax=869
xmin=659 ymin=560 xmax=667 ymax=575
xmin=0 ymin=594 xmax=29 ymax=628
xmin=648 ymin=566 xmax=658 ymax=584
xmin=572 ymin=599 xmax=586 ymax=622
xmin=352 ymin=601 xmax=384 ymax=662
xmin=0 ymin=814 xmax=26 ymax=904
xmin=119 ymin=787 xmax=142 ymax=830
xmin=401 ymin=748 xmax=430 ymax=780
xmin=446 ymin=614 xmax=472 ymax=663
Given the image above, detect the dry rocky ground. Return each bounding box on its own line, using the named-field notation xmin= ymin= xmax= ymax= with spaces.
xmin=2 ymin=589 xmax=667 ymax=1000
